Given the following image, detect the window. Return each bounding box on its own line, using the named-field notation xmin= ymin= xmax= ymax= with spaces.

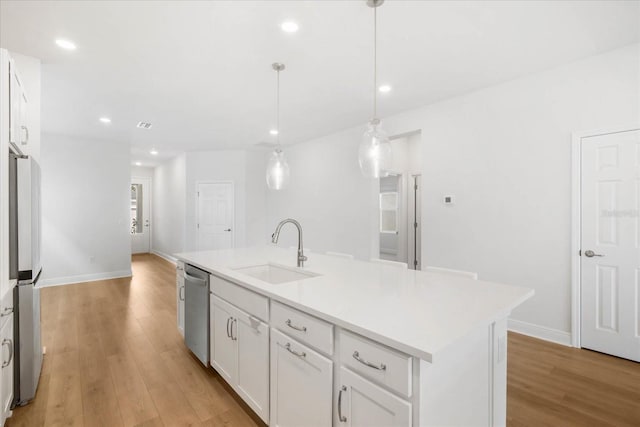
xmin=379 ymin=192 xmax=398 ymax=233
xmin=130 ymin=183 xmax=143 ymax=234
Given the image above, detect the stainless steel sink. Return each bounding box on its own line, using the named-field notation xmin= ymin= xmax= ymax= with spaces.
xmin=233 ymin=263 xmax=319 ymax=284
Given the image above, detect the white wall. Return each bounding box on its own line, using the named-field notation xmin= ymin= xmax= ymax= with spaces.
xmin=245 ymin=150 xmax=269 ymax=247
xmin=152 ymin=154 xmax=186 ymax=260
xmin=266 ymin=127 xmax=379 ymax=260
xmin=265 ymin=44 xmax=640 ymax=339
xmin=40 ymin=134 xmax=131 ymax=286
xmin=131 ymin=165 xmax=154 ymax=179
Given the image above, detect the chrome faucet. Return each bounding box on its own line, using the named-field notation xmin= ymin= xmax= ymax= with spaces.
xmin=271 ymin=218 xmax=308 ymax=267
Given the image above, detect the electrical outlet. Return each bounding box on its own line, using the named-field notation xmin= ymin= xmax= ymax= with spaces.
xmin=444 ymin=195 xmax=455 ymax=205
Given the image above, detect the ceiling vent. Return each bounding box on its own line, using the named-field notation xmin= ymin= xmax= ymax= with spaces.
xmin=136 ymin=121 xmax=152 ymax=129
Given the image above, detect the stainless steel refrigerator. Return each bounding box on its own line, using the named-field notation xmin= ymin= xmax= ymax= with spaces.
xmin=9 ymin=151 xmax=43 ymax=406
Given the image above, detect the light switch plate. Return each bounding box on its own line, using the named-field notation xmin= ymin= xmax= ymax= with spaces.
xmin=444 ymin=195 xmax=454 ymax=205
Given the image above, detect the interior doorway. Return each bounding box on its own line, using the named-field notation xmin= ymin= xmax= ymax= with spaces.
xmin=377 ymin=131 xmax=422 ymax=269
xmin=130 ymin=176 xmax=151 ymax=254
xmin=573 ymin=127 xmax=639 ymax=362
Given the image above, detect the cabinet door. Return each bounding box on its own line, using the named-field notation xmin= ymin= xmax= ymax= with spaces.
xmin=177 ymin=275 xmax=185 ymax=336
xmin=0 ymin=315 xmax=13 ymax=419
xmin=337 ymin=367 xmax=411 ymax=427
xmin=8 ymin=61 xmax=22 ymax=145
xmin=210 ymin=296 xmax=237 ymax=384
xmin=270 ymin=329 xmax=332 ymax=427
xmin=235 ymin=313 xmax=269 ymax=423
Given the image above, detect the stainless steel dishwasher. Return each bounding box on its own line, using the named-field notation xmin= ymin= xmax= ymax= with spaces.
xmin=184 ymin=264 xmax=210 ymax=366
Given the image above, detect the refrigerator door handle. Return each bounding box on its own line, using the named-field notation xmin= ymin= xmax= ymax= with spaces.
xmin=2 ymin=339 xmax=13 ymax=368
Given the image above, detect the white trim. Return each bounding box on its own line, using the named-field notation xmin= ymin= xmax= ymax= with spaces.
xmin=151 ymin=249 xmax=177 ymax=264
xmin=570 ymin=125 xmax=640 ymax=349
xmin=508 ymin=319 xmax=571 ymax=347
xmin=39 ymin=269 xmax=132 ymax=287
xmin=195 ymin=180 xmax=235 ymax=250
xmin=570 ymin=133 xmax=582 ymax=348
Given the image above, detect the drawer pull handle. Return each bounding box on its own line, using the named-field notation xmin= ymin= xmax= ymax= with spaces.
xmin=179 ymin=286 xmax=185 ymax=301
xmin=353 ymin=351 xmax=387 ymax=371
xmin=231 ymin=318 xmax=237 ymax=341
xmin=285 ymin=319 xmax=307 ymax=332
xmin=226 ymin=317 xmax=232 ymax=338
xmin=2 ymin=339 xmax=12 ymax=368
xmin=338 ymin=385 xmax=347 ymax=422
xmin=285 ymin=343 xmax=306 ymax=358
xmin=0 ymin=307 xmax=13 ymax=317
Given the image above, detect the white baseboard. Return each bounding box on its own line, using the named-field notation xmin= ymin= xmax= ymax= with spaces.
xmin=151 ymin=249 xmax=177 ymax=264
xmin=508 ymin=318 xmax=572 ymax=347
xmin=39 ymin=269 xmax=132 ymax=288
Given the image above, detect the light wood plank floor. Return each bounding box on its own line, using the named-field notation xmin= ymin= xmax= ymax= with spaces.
xmin=6 ymin=253 xmax=640 ymax=426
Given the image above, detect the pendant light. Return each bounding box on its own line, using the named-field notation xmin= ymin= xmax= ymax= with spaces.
xmin=358 ymin=0 xmax=392 ymax=178
xmin=266 ymin=63 xmax=290 ymax=190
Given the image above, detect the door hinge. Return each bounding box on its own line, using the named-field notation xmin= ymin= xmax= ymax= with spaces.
xmin=197 ymin=223 xmax=199 ymax=229
xmin=578 ymin=249 xmax=581 ymax=256
xmin=197 ymin=191 xmax=199 ymax=197
xmin=414 ymin=260 xmax=418 ymax=268
xmin=414 ymin=184 xmax=418 ymax=190
xmin=414 ymin=222 xmax=418 ymax=229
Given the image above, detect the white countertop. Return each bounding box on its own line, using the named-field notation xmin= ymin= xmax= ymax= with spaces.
xmin=175 ymin=246 xmax=533 ymax=363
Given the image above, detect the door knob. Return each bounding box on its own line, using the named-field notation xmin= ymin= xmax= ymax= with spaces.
xmin=224 ymin=228 xmax=232 ymax=232
xmin=584 ymin=250 xmax=604 ymax=258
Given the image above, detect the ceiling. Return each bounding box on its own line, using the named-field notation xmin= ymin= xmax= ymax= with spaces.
xmin=1 ymin=0 xmax=638 ymax=165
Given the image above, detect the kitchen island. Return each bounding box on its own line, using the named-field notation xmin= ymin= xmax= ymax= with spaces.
xmin=176 ymin=246 xmax=533 ymax=427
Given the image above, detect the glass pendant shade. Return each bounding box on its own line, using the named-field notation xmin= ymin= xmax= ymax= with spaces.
xmin=358 ymin=119 xmax=392 ymax=178
xmin=266 ymin=148 xmax=290 ymax=190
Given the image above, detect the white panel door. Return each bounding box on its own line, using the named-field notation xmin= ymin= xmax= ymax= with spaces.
xmin=270 ymin=329 xmax=333 ymax=427
xmin=197 ymin=182 xmax=234 ymax=251
xmin=131 ymin=177 xmax=151 ymax=254
xmin=338 ymin=367 xmax=411 ymax=427
xmin=581 ymin=129 xmax=640 ymax=362
xmin=235 ymin=312 xmax=269 ymax=423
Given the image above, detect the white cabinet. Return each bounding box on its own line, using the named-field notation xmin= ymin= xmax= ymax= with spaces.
xmin=337 ymin=367 xmax=411 ymax=427
xmin=210 ymin=295 xmax=269 ymax=423
xmin=8 ymin=60 xmax=28 ymax=147
xmin=0 ymin=314 xmax=13 ymax=424
xmin=176 ymin=263 xmax=185 ymax=337
xmin=211 ymin=295 xmax=236 ymax=383
xmin=270 ymin=328 xmax=333 ymax=427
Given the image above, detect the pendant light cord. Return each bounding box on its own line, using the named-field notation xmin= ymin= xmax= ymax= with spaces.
xmin=373 ymin=6 xmax=377 ymax=120
xmin=276 ymin=68 xmax=281 ymax=148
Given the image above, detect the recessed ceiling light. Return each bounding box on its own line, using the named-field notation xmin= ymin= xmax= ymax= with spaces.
xmin=135 ymin=162 xmax=142 ymax=166
xmin=55 ymin=39 xmax=77 ymax=50
xmin=99 ymin=117 xmax=111 ymax=124
xmin=281 ymin=21 xmax=299 ymax=33
xmin=150 ymin=149 xmax=158 ymax=156
xmin=379 ymin=85 xmax=392 ymax=93
xmin=269 ymin=129 xmax=279 ymax=135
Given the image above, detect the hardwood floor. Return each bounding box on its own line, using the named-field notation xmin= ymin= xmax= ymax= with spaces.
xmin=7 ymin=254 xmax=261 ymax=427
xmin=508 ymin=332 xmax=640 ymax=426
xmin=6 ymin=253 xmax=640 ymax=426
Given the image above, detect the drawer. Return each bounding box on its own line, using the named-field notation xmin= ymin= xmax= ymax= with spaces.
xmin=271 ymin=301 xmax=333 ymax=356
xmin=211 ymin=275 xmax=269 ymax=322
xmin=339 ymin=330 xmax=412 ymax=397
